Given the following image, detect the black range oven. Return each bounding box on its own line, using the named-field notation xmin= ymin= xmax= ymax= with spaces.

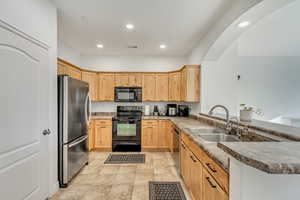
xmin=112 ymin=106 xmax=142 ymax=152
xmin=114 ymin=87 xmax=142 ymax=102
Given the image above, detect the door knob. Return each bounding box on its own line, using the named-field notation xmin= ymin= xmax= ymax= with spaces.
xmin=42 ymin=129 xmax=51 ymax=135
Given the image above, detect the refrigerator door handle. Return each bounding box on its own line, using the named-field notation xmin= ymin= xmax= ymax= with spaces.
xmin=88 ymin=93 xmax=91 ymax=123
xmin=84 ymin=92 xmax=90 ymax=125
xmin=68 ymin=135 xmax=88 ymax=148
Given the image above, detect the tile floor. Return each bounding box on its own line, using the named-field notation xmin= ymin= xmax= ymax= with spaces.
xmin=50 ymin=152 xmax=192 ymax=200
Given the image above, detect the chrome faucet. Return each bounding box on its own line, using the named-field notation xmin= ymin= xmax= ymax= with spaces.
xmin=208 ymin=105 xmax=231 ymax=133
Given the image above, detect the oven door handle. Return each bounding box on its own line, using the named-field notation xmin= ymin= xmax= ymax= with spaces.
xmin=116 ymin=119 xmax=140 ymax=123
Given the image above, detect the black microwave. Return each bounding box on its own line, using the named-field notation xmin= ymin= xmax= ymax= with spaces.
xmin=114 ymin=87 xmax=142 ymax=102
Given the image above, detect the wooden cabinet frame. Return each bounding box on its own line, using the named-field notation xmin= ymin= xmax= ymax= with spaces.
xmin=57 ymin=58 xmax=200 ymax=102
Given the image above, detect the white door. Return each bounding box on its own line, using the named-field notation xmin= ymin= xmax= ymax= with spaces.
xmin=0 ymin=24 xmax=50 ymax=199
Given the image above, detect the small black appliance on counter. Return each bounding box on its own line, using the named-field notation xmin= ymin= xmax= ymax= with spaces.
xmin=166 ymin=104 xmax=177 ymax=116
xmin=178 ymin=105 xmax=190 ymax=117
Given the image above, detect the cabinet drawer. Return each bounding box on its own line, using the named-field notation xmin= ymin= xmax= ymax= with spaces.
xmin=203 ymin=169 xmax=228 ymax=200
xmin=200 ymin=146 xmax=229 ymax=193
xmin=182 ymin=132 xmax=229 ymax=193
xmin=181 ymin=132 xmax=204 ymax=165
xmin=142 ymin=120 xmax=158 ymax=126
xmin=95 ymin=119 xmax=112 ymax=126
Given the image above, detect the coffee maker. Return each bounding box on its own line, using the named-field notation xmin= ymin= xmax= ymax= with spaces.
xmin=166 ymin=104 xmax=177 ymax=116
xmin=178 ymin=105 xmax=189 ymax=117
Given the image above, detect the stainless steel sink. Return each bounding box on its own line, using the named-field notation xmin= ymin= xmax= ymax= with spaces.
xmin=196 ymin=133 xmax=240 ymax=143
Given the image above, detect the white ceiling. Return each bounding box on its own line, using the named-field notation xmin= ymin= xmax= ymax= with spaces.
xmin=53 ymin=0 xmax=234 ymax=56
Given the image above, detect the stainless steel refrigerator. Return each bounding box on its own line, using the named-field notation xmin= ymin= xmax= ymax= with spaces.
xmin=58 ymin=75 xmax=91 ymax=187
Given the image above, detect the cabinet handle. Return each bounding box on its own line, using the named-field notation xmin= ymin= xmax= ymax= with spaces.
xmin=206 ymin=177 xmax=217 ymax=188
xmin=190 ymin=155 xmax=197 ymax=163
xmin=206 ymin=163 xmax=217 ymax=173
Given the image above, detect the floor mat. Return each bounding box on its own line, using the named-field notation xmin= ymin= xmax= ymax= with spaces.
xmin=149 ymin=181 xmax=187 ymax=200
xmin=104 ymin=153 xmax=145 ymax=164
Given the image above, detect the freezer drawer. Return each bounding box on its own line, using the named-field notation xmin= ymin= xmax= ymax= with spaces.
xmin=60 ymin=135 xmax=88 ymax=187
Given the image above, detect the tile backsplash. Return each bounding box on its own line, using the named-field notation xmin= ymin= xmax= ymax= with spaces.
xmin=91 ymin=101 xmax=194 ymax=113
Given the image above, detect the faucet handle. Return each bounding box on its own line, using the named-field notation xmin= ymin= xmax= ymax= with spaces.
xmin=225 ymin=122 xmax=233 ymax=133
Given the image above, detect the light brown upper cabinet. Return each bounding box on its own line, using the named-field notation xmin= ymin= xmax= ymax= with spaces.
xmin=57 ymin=61 xmax=67 ymax=75
xmin=181 ymin=65 xmax=200 ymax=102
xmin=82 ymin=71 xmax=98 ymax=101
xmin=115 ymin=73 xmax=129 ymax=87
xmin=57 ymin=59 xmax=200 ymax=103
xmin=66 ymin=66 xmax=82 ymax=80
xmin=156 ymin=74 xmax=169 ymax=101
xmin=143 ymin=74 xmax=156 ymax=101
xmin=169 ymin=72 xmax=181 ymax=101
xmin=57 ymin=59 xmax=82 ymax=80
xmin=128 ymin=73 xmax=142 ymax=86
xmin=98 ymin=73 xmax=115 ymax=101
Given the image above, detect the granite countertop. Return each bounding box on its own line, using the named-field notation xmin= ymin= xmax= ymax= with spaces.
xmin=199 ymin=113 xmax=300 ymax=141
xmin=218 ymin=142 xmax=300 ymax=174
xmin=169 ymin=118 xmax=231 ymax=171
xmin=91 ymin=113 xmax=300 ymax=174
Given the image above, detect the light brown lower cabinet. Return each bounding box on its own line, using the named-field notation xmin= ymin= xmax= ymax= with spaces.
xmin=94 ymin=119 xmax=112 ymax=150
xmin=157 ymin=120 xmax=171 ymax=149
xmin=180 ymin=137 xmax=229 ymax=200
xmin=142 ymin=120 xmax=172 ymax=151
xmin=203 ymin=170 xmax=228 ymax=200
xmin=180 ymin=142 xmax=190 ymax=187
xmin=181 ymin=142 xmax=203 ymax=200
xmin=88 ymin=120 xmax=94 ymax=151
xmin=142 ymin=120 xmax=158 ymax=149
xmin=189 ymin=152 xmax=203 ymax=200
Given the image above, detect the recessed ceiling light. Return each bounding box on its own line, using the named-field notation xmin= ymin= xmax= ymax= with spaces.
xmin=238 ymin=21 xmax=251 ymax=28
xmin=97 ymin=44 xmax=104 ymax=48
xmin=160 ymin=44 xmax=167 ymax=49
xmin=126 ymin=24 xmax=134 ymax=30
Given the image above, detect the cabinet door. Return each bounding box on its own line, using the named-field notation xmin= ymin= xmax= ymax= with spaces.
xmin=115 ymin=73 xmax=129 ymax=87
xmin=181 ymin=70 xmax=187 ymax=101
xmin=189 ymin=153 xmax=203 ymax=200
xmin=128 ymin=73 xmax=142 ymax=86
xmin=88 ymin=121 xmax=94 ymax=151
xmin=143 ymin=74 xmax=156 ymax=101
xmin=142 ymin=125 xmax=158 ymax=148
xmin=94 ymin=123 xmax=112 ymax=149
xmin=157 ymin=120 xmax=170 ymax=148
xmin=66 ymin=66 xmax=82 ymax=80
xmin=185 ymin=66 xmax=200 ymax=102
xmin=98 ymin=73 xmax=115 ymax=101
xmin=156 ymin=74 xmax=169 ymax=101
xmin=169 ymin=72 xmax=181 ymax=101
xmin=203 ymin=170 xmax=228 ymax=200
xmin=180 ymin=142 xmax=190 ymax=188
xmin=57 ymin=62 xmax=66 ymax=75
xmin=82 ymin=71 xmax=98 ymax=101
